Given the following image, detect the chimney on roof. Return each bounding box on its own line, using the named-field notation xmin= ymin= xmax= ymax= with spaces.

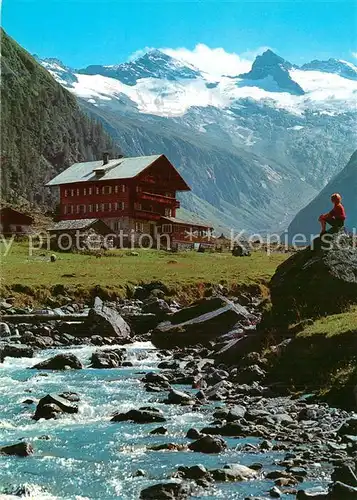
xmin=103 ymin=152 xmax=110 ymax=165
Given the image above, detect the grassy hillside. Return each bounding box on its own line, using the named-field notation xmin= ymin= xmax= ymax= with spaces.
xmin=266 ymin=307 xmax=357 ymax=409
xmin=0 ymin=241 xmax=289 ymax=306
xmin=0 ymin=29 xmax=120 ymax=204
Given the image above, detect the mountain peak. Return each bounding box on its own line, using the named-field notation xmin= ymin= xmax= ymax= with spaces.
xmin=238 ymin=50 xmax=304 ymax=95
xmin=77 ymin=49 xmax=201 ymax=86
xmin=300 ymin=58 xmax=357 ymax=80
xmin=36 ymin=56 xmax=78 ymax=87
xmin=252 ymin=49 xmax=294 ymax=71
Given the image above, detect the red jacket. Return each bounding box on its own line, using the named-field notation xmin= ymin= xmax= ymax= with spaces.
xmin=328 ymin=203 xmax=346 ymax=221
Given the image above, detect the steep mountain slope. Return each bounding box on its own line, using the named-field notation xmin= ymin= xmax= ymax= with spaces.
xmin=1 ymin=29 xmax=120 ymax=204
xmin=80 ymin=98 xmax=316 ymax=233
xmin=36 ymin=47 xmax=357 ymax=232
xmin=287 ymin=151 xmax=357 ymax=238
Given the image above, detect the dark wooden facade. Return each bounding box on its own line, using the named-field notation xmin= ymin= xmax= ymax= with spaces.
xmin=0 ymin=207 xmax=34 ymax=235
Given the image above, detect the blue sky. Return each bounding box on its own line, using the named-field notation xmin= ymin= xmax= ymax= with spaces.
xmin=2 ymin=0 xmax=357 ymax=69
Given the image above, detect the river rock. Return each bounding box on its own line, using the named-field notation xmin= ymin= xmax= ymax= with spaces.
xmin=177 ymin=464 xmax=208 ymax=480
xmin=111 ymin=408 xmax=166 ymax=423
xmin=188 ymin=435 xmax=227 ymax=454
xmin=158 ymin=360 xmax=180 ymax=370
xmin=165 ymin=389 xmax=195 ymax=405
xmin=140 ymin=482 xmax=190 ymax=499
xmin=338 ymin=417 xmax=357 ymax=436
xmin=86 ymin=297 xmax=131 ymax=340
xmin=269 ymin=486 xmax=282 ymax=498
xmin=186 ymin=428 xmax=202 ymax=439
xmin=0 ymin=344 xmax=35 ymax=362
xmin=152 ymin=296 xmax=255 ymax=348
xmin=0 ymin=322 xmax=11 ymax=337
xmin=0 ymin=442 xmax=34 ymax=457
xmin=328 ymin=481 xmax=357 ymax=498
xmin=149 ymin=443 xmax=187 ymax=451
xmin=125 ymin=313 xmax=160 ymax=336
xmin=32 ymin=353 xmax=83 ymax=370
xmin=142 ymin=372 xmax=171 ymax=391
xmin=235 ymin=365 xmax=266 ymax=384
xmin=142 ymin=298 xmax=170 ymax=316
xmin=59 ymin=392 xmax=80 ymax=402
xmin=33 ymin=394 xmax=79 ymax=420
xmin=90 ymin=349 xmax=124 ymax=368
xmin=297 ymin=488 xmax=328 ymax=499
xmin=150 ymin=426 xmax=167 ymax=435
xmin=210 ymin=464 xmax=257 ymax=481
xmin=331 ymin=465 xmax=357 ymax=486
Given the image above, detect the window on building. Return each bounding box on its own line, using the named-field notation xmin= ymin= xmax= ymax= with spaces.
xmin=134 ymin=202 xmax=142 ymax=210
xmin=63 ymin=205 xmax=67 ymax=214
xmin=89 ymin=187 xmax=92 ymax=195
xmin=114 ymin=185 xmax=118 ymax=194
xmin=113 ymin=221 xmax=120 ymax=231
xmin=96 ymin=187 xmax=99 ymax=195
xmin=102 ymin=203 xmax=110 ymax=212
xmin=162 ymin=224 xmax=173 ymax=233
xmin=136 ymin=185 xmax=141 ymax=193
xmin=164 ymin=208 xmax=172 ymax=217
xmin=88 ymin=204 xmax=93 ymax=213
xmin=102 ymin=186 xmax=112 ymax=195
xmin=64 ymin=189 xmax=68 ymax=197
xmin=71 ymin=189 xmax=74 ymax=197
xmin=118 ymin=202 xmax=125 ymax=210
xmin=174 ymin=225 xmax=180 ymax=233
xmin=135 ymin=222 xmax=144 ymax=232
xmin=76 ymin=188 xmax=80 ymax=196
xmin=95 ymin=204 xmax=99 ymax=212
xmin=122 ymin=184 xmax=126 ymax=192
xmin=83 ymin=188 xmax=87 ymax=196
xmin=69 ymin=205 xmax=74 ymax=214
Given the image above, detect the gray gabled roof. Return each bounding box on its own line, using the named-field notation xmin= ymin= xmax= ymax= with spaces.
xmin=48 ymin=218 xmax=101 ymax=231
xmin=161 ymin=216 xmax=213 ymax=229
xmin=46 ymin=155 xmax=162 ymax=186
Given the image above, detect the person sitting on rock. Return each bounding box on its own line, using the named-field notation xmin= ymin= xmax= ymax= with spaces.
xmin=318 ymin=193 xmax=346 ymax=235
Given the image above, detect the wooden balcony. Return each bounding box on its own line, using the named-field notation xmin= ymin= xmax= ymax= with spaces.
xmin=134 ymin=209 xmax=162 ymax=221
xmin=137 ymin=191 xmax=180 ymax=208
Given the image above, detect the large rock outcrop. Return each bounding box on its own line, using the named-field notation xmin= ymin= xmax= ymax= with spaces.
xmin=151 ymin=297 xmax=255 ymax=348
xmin=266 ymin=233 xmax=357 ymax=326
xmin=85 ymin=297 xmax=131 ymax=340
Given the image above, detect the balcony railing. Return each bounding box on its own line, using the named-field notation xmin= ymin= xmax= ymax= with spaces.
xmin=137 ymin=191 xmax=180 ymax=208
xmin=134 ymin=209 xmax=162 ymax=221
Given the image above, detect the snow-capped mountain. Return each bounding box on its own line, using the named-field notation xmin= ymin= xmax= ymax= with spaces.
xmin=39 ymin=49 xmax=357 ymax=117
xmin=77 ymin=49 xmax=203 ymax=86
xmin=300 ymin=58 xmax=357 ymax=81
xmin=37 ymin=48 xmax=357 ymax=233
xmin=238 ymin=49 xmax=304 ymax=95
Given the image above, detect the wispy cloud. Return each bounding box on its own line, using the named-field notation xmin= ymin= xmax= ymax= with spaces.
xmin=128 ymin=47 xmax=155 ymax=62
xmin=161 ymin=43 xmax=254 ymax=77
xmin=127 ymin=43 xmax=272 ymax=78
